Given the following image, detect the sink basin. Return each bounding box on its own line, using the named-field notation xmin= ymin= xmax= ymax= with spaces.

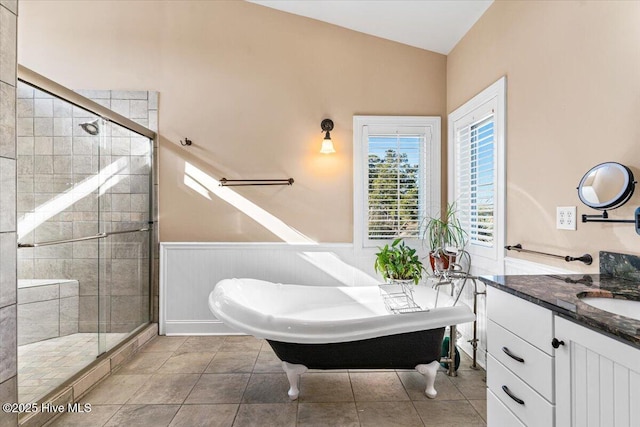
xmin=579 ymin=296 xmax=640 ymax=321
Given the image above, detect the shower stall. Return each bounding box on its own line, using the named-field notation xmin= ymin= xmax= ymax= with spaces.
xmin=15 ymin=68 xmax=156 ymax=404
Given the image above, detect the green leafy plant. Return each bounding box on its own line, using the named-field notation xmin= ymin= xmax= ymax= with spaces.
xmin=374 ymin=238 xmax=424 ymax=285
xmin=422 ymin=203 xmax=467 ymax=271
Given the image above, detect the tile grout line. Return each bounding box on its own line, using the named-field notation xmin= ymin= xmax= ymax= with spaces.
xmin=172 ymin=339 xmax=200 ymax=426
xmin=96 ymin=403 xmax=121 ymax=427
xmin=237 ymin=341 xmax=257 ymax=409
xmin=57 ymin=336 xmax=486 ymax=426
xmin=219 ymin=335 xmax=246 ymax=425
xmin=398 ymin=368 xmax=428 ymax=427
xmin=348 ymin=370 xmax=363 ymax=426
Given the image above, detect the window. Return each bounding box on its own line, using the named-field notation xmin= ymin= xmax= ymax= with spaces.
xmin=354 ymin=116 xmax=441 ymax=248
xmin=448 ymin=77 xmax=505 ymax=273
xmin=456 ymin=113 xmax=495 ymax=247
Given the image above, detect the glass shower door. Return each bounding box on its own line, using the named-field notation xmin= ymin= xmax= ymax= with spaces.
xmin=97 ymin=120 xmax=152 ymax=354
xmin=16 ymin=83 xmax=104 ymax=402
xmin=16 ymin=76 xmax=155 ymax=405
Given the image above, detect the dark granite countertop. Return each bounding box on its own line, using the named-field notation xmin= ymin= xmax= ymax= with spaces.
xmin=479 ymin=274 xmax=640 ymax=350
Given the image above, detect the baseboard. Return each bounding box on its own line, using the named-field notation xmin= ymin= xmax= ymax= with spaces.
xmin=163 ymin=320 xmax=244 ymax=336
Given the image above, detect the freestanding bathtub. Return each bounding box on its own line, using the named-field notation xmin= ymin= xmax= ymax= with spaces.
xmin=209 ymin=278 xmax=475 ymax=400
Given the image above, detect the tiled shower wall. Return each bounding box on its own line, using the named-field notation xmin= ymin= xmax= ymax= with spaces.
xmin=0 ymin=1 xmax=18 ymax=425
xmin=16 ymin=88 xmax=157 ymax=334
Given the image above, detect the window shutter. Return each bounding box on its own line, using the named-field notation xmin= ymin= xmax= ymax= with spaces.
xmin=455 ymin=114 xmax=495 ymax=247
xmin=354 ymin=116 xmax=440 ymax=249
xmin=367 ymin=133 xmax=425 ymax=240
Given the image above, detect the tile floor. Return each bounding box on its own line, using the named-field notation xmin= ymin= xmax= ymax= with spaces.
xmin=18 ymin=333 xmax=129 ymax=404
xmin=47 ymin=335 xmax=487 ymax=426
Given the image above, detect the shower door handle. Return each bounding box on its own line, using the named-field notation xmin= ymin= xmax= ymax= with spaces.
xmin=18 ymin=228 xmax=150 ymax=248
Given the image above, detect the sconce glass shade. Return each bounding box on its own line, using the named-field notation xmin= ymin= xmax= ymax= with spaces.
xmin=320 ymin=133 xmax=336 ymax=154
xmin=320 ymin=119 xmax=336 ymax=154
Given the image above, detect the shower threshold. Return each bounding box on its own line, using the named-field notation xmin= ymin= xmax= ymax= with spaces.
xmin=18 ymin=333 xmax=128 ymax=404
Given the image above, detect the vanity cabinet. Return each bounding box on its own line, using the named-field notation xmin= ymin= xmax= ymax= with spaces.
xmin=554 ymin=315 xmax=640 ymax=427
xmin=486 ymin=286 xmax=555 ymax=427
xmin=487 ymin=285 xmax=640 ymax=427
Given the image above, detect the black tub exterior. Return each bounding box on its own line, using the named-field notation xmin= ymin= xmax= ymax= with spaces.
xmin=267 ymin=328 xmax=445 ymax=370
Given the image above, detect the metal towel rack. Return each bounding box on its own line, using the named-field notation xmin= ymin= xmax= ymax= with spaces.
xmin=505 ymin=244 xmax=593 ymax=265
xmin=18 ymin=227 xmax=151 ymax=248
xmin=219 ymin=178 xmax=294 ymax=187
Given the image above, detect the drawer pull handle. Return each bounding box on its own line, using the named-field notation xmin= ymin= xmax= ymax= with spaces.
xmin=502 ymin=346 xmax=525 ymax=363
xmin=552 ymin=338 xmax=565 ymax=349
xmin=502 ymin=385 xmax=525 ymax=405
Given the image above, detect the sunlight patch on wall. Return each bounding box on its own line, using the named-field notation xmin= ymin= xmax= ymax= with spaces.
xmin=184 ymin=175 xmax=212 ymax=200
xmin=183 ymin=162 xmax=381 ymax=286
xmin=299 ymin=251 xmax=379 ymax=286
xmin=184 ymin=162 xmax=315 ymax=244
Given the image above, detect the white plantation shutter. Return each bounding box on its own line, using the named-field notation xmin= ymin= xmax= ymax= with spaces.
xmin=449 ymin=77 xmax=505 ymax=274
xmin=353 ymin=116 xmax=441 ymax=248
xmin=367 ymin=133 xmax=425 ymax=240
xmin=455 ymin=114 xmax=495 ymax=247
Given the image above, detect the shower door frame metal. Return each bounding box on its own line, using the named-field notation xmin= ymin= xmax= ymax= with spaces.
xmin=17 ymin=65 xmax=157 ymax=350
xmin=18 ymin=65 xmax=155 ymax=140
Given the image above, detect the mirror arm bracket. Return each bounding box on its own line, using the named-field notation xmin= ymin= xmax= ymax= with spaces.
xmin=581 ymin=210 xmax=613 ymax=223
xmin=582 ymin=217 xmax=634 ymax=223
xmin=582 ymin=208 xmax=640 ymax=235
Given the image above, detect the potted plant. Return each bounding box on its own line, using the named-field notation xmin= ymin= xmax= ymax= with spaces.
xmin=374 ymin=238 xmax=425 ymax=285
xmin=423 ymin=203 xmax=467 ymax=272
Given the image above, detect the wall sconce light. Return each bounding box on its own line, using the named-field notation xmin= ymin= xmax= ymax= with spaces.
xmin=320 ymin=118 xmax=336 ymax=154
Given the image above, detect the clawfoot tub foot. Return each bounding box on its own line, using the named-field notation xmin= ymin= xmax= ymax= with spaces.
xmin=282 ymin=361 xmax=308 ymax=400
xmin=416 ymin=360 xmax=440 ymax=399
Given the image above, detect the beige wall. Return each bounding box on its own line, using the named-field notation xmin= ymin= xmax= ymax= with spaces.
xmin=20 ymin=0 xmax=636 ymax=269
xmin=448 ymin=0 xmax=640 ymax=271
xmin=17 ymin=0 xmax=447 ymax=243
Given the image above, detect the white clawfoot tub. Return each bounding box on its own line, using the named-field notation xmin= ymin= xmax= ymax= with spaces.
xmin=209 ymin=278 xmax=474 ymax=400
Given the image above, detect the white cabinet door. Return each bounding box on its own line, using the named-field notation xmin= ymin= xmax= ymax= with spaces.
xmin=555 ymin=316 xmax=640 ymax=427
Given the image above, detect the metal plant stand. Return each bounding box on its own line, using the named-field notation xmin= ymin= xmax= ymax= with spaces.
xmin=429 ymin=249 xmax=486 ymax=374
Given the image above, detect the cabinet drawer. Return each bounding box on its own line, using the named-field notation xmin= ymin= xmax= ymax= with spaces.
xmin=488 ymin=320 xmax=554 ymax=402
xmin=488 ymin=389 xmax=525 ymax=427
xmin=488 ymin=355 xmax=554 ymax=427
xmin=487 ymin=286 xmax=553 ymax=354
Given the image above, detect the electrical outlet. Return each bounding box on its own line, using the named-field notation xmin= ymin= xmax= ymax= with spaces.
xmin=557 ymin=206 xmax=577 ymax=230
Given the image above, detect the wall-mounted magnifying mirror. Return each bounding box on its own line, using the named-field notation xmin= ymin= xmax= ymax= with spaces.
xmin=578 ymin=162 xmax=640 ymax=235
xmin=577 ymin=162 xmax=635 ymax=210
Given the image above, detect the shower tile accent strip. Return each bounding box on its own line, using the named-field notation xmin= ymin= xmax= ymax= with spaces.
xmin=0 ymin=1 xmax=18 ymax=426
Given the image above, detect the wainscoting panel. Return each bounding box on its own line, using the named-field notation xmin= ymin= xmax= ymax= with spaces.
xmin=162 ymin=244 xmax=573 ymax=371
xmin=160 ymin=243 xmax=382 ymax=335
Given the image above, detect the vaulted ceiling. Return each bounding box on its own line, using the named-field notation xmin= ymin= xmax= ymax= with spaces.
xmin=248 ymin=0 xmax=493 ymax=54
